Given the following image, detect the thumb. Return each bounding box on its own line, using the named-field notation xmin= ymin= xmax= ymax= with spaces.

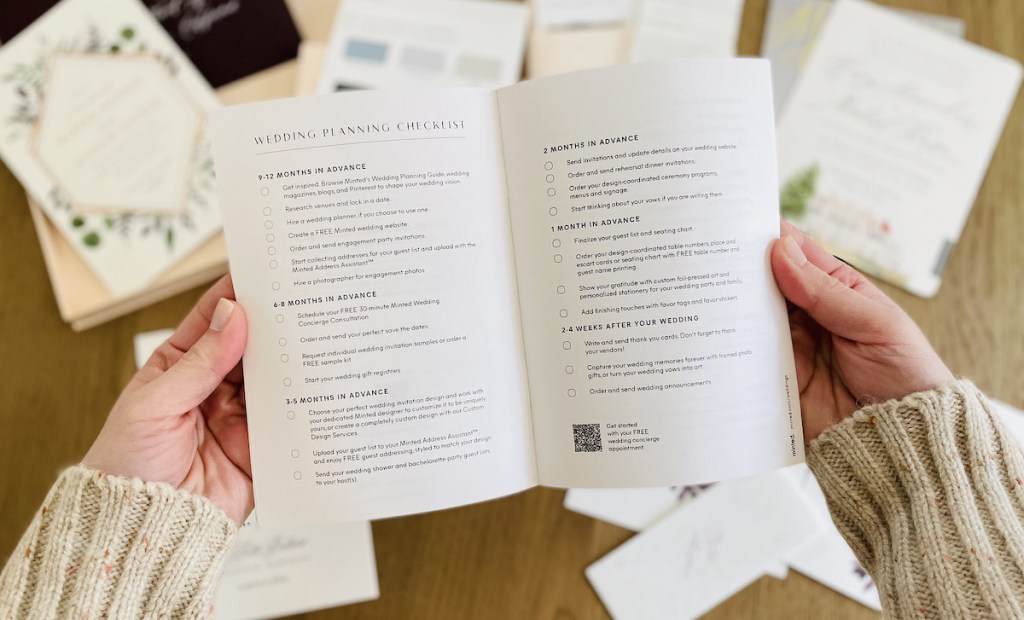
xmin=148 ymin=298 xmax=248 ymax=413
xmin=771 ymin=236 xmax=888 ymax=342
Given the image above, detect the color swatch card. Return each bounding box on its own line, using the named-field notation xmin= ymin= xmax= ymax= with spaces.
xmin=0 ymin=0 xmax=301 ymax=87
xmin=762 ymin=0 xmax=965 ymax=115
xmin=629 ymin=0 xmax=743 ymax=62
xmin=777 ymin=0 xmax=1022 ymax=297
xmin=132 ymin=329 xmax=380 ymax=620
xmin=533 ymin=0 xmax=635 ymax=30
xmin=315 ymin=0 xmax=529 ymax=92
xmin=586 ymin=470 xmax=821 ymax=619
xmin=0 ymin=0 xmax=224 ymax=297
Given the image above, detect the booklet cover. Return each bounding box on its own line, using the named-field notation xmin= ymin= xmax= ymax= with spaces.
xmin=776 ymin=0 xmax=1022 ymax=297
xmin=211 ymin=59 xmax=803 ymax=525
xmin=0 ymin=0 xmax=224 ymax=297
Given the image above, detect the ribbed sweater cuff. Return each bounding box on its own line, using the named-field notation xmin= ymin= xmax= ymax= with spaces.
xmin=807 ymin=380 xmax=1024 ymax=617
xmin=0 ymin=465 xmax=237 ymax=619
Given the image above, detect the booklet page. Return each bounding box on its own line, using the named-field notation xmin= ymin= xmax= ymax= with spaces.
xmin=211 ymin=90 xmax=536 ymax=524
xmin=497 ymin=59 xmax=803 ymax=487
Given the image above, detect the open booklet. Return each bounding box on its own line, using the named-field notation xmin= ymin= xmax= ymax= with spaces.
xmin=211 ymin=59 xmax=803 ymax=526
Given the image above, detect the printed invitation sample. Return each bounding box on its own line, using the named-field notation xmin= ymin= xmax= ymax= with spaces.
xmin=212 ymin=59 xmax=802 ymax=525
xmin=762 ymin=0 xmax=965 ymax=115
xmin=629 ymin=0 xmax=743 ymax=62
xmin=315 ymin=0 xmax=529 ymax=92
xmin=586 ymin=471 xmax=821 ymax=619
xmin=777 ymin=0 xmax=1022 ymax=297
xmin=0 ymin=0 xmax=223 ymax=296
xmin=132 ymin=329 xmax=380 ymax=620
xmin=143 ymin=0 xmax=301 ymax=87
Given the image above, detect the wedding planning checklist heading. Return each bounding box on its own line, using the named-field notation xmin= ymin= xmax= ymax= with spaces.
xmin=211 ymin=59 xmax=802 ymax=525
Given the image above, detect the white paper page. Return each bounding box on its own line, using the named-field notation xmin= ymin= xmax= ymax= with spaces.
xmin=629 ymin=0 xmax=743 ymax=62
xmin=133 ymin=331 xmax=380 ymax=619
xmin=316 ymin=0 xmax=528 ymax=93
xmin=586 ymin=470 xmax=822 ymax=619
xmin=211 ymin=90 xmax=537 ymax=524
xmin=777 ymin=0 xmax=1022 ymax=297
xmin=761 ymin=0 xmax=966 ymax=115
xmin=497 ymin=59 xmax=803 ymax=488
xmin=533 ymin=0 xmax=635 ymax=30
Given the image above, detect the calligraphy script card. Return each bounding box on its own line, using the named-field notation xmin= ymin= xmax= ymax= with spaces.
xmin=0 ymin=0 xmax=223 ymax=297
xmin=776 ymin=0 xmax=1022 ymax=297
xmin=586 ymin=471 xmax=821 ymax=619
xmin=761 ymin=0 xmax=966 ymax=116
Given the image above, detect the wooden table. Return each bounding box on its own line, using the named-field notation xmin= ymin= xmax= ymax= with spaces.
xmin=1 ymin=1 xmax=1021 ymax=617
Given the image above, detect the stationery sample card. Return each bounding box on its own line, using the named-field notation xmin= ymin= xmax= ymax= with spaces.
xmin=776 ymin=0 xmax=1022 ymax=297
xmin=0 ymin=0 xmax=301 ymax=87
xmin=0 ymin=0 xmax=224 ymax=296
xmin=761 ymin=0 xmax=966 ymax=115
xmin=315 ymin=0 xmax=529 ymax=92
xmin=211 ymin=59 xmax=803 ymax=525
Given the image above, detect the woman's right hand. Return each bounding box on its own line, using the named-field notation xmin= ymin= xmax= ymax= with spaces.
xmin=770 ymin=221 xmax=955 ymax=441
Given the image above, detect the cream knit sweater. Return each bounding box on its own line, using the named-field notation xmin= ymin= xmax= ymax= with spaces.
xmin=0 ymin=467 xmax=235 ymax=619
xmin=2 ymin=380 xmax=1023 ymax=618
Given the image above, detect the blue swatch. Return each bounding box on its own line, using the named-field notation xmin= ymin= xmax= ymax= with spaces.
xmin=345 ymin=39 xmax=389 ymax=63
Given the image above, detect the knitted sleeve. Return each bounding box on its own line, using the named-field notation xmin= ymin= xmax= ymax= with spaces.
xmin=0 ymin=465 xmax=236 ymax=619
xmin=808 ymin=380 xmax=1024 ymax=617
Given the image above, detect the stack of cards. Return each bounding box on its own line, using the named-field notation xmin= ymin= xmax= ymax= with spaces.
xmin=0 ymin=0 xmax=304 ymax=330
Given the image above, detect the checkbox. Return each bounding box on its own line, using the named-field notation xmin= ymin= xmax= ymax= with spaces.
xmin=562 ymin=341 xmax=571 ymax=350
xmin=263 ymin=207 xmax=272 ymax=216
xmin=553 ymin=254 xmax=562 ymax=263
xmin=272 ymin=282 xmax=280 ymax=290
xmin=549 ymin=207 xmax=558 ymax=216
xmin=565 ymin=365 xmax=574 ymax=374
xmin=567 ymin=389 xmax=577 ymax=398
xmin=556 ymin=285 xmax=566 ymax=294
xmin=264 ymin=220 xmax=273 ymax=229
xmin=544 ymin=161 xmax=553 ymax=171
xmin=261 ymin=187 xmax=270 ymax=196
xmin=559 ymin=309 xmax=568 ymax=318
xmin=547 ymin=188 xmax=556 ymax=197
xmin=552 ymin=239 xmax=561 ymax=248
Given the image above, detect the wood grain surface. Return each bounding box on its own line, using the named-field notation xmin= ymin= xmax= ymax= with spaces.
xmin=1 ymin=1 xmax=1021 ymax=618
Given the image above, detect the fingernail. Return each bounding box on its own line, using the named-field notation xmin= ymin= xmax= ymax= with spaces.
xmin=782 ymin=236 xmax=807 ymax=266
xmin=211 ymin=298 xmax=234 ymax=332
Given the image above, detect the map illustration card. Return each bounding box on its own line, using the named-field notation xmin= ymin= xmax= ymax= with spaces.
xmin=0 ymin=0 xmax=224 ymax=297
xmin=776 ymin=0 xmax=1021 ymax=297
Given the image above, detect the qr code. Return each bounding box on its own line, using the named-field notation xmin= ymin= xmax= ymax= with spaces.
xmin=573 ymin=423 xmax=602 ymax=452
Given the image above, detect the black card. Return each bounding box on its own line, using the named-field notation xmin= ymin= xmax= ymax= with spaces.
xmin=0 ymin=0 xmax=302 ymax=88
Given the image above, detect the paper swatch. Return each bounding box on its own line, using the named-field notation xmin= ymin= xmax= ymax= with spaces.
xmin=316 ymin=0 xmax=528 ymax=92
xmin=629 ymin=0 xmax=743 ymax=62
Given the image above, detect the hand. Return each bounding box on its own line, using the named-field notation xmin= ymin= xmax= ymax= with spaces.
xmin=770 ymin=222 xmax=954 ymax=441
xmin=83 ymin=276 xmax=252 ymax=524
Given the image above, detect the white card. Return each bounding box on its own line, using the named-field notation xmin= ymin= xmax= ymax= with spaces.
xmin=777 ymin=0 xmax=1022 ymax=297
xmin=132 ymin=332 xmax=380 ymax=619
xmin=0 ymin=0 xmax=224 ymax=297
xmin=533 ymin=0 xmax=635 ymax=30
xmin=214 ymin=518 xmax=379 ymax=620
xmin=586 ymin=470 xmax=821 ymax=619
xmin=133 ymin=328 xmax=174 ymax=369
xmin=316 ymin=0 xmax=529 ymax=92
xmin=629 ymin=0 xmax=743 ymax=62
xmin=761 ymin=0 xmax=966 ymax=115
xmin=564 ymin=484 xmax=711 ymax=531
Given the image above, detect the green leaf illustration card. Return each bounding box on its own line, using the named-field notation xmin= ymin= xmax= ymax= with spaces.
xmin=0 ymin=0 xmax=222 ymax=297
